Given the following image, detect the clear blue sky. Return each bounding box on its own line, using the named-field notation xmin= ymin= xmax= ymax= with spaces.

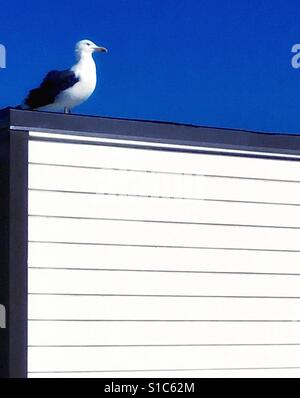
xmin=1 ymin=0 xmax=300 ymax=133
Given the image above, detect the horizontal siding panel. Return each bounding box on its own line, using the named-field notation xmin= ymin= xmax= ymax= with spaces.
xmin=29 ymin=191 xmax=300 ymax=228
xmin=28 ymin=164 xmax=300 ymax=204
xmin=28 ymin=139 xmax=300 ymax=378
xmin=28 ymin=268 xmax=300 ymax=297
xmin=29 ymin=140 xmax=300 ymax=181
xmin=28 ymin=295 xmax=300 ymax=320
xmin=28 ymin=345 xmax=300 ymax=372
xmin=28 ymin=217 xmax=300 ymax=251
xmin=28 ymin=242 xmax=300 ymax=274
xmin=28 ymin=321 xmax=300 ymax=346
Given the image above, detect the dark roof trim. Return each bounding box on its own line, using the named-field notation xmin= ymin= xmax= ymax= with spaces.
xmin=1 ymin=108 xmax=300 ymax=156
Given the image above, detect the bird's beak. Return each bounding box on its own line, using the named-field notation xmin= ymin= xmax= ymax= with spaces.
xmin=94 ymin=46 xmax=108 ymax=53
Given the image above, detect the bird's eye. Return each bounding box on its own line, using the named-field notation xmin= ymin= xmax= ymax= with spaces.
xmin=86 ymin=43 xmax=91 ymax=46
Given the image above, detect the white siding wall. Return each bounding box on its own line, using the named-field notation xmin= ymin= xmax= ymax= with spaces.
xmin=27 ymin=138 xmax=300 ymax=378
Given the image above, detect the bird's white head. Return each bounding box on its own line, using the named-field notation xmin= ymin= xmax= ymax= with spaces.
xmin=75 ymin=39 xmax=108 ymax=59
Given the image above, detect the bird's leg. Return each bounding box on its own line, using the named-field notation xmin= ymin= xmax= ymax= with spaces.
xmin=64 ymin=107 xmax=71 ymax=114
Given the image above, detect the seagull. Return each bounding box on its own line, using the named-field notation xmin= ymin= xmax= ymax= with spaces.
xmin=19 ymin=39 xmax=108 ymax=114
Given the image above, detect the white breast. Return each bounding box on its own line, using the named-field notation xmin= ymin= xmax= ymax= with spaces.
xmin=37 ymin=54 xmax=98 ymax=112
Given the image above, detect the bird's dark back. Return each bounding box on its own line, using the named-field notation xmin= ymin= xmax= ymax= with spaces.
xmin=24 ymin=69 xmax=79 ymax=109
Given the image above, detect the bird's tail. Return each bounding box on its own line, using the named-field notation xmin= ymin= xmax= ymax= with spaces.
xmin=0 ymin=105 xmax=30 ymax=114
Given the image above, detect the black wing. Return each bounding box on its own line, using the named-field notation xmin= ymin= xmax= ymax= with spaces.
xmin=24 ymin=69 xmax=80 ymax=109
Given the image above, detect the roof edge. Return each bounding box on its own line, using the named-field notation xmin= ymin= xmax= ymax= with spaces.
xmin=1 ymin=108 xmax=300 ymax=156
